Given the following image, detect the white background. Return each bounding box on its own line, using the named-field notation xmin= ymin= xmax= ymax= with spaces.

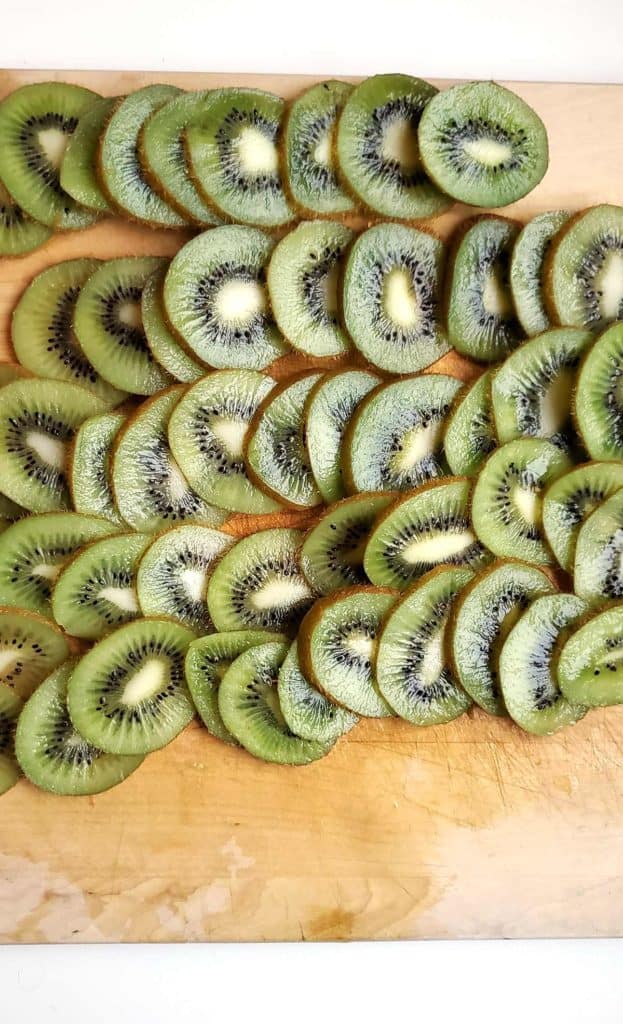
xmin=2 ymin=1 xmax=623 ymax=1020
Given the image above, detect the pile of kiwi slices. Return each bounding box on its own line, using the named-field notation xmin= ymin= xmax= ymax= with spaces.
xmin=4 ymin=70 xmax=623 ymax=802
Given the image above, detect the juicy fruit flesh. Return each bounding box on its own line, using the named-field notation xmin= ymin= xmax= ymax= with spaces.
xmin=26 ymin=431 xmax=65 ymax=469
xmin=236 ymin=126 xmax=278 ymax=174
xmin=483 ymin=266 xmax=513 ymax=318
xmin=402 ymin=528 xmax=476 ymax=564
xmin=380 ymin=116 xmax=420 ymax=171
xmin=121 ymin=658 xmax=166 ymax=706
xmin=593 ymin=250 xmax=623 ymax=321
xmin=464 ymin=136 xmax=514 ymax=166
xmin=383 ymin=268 xmax=421 ymax=329
xmin=38 ymin=126 xmax=70 ymax=168
xmin=215 ymin=279 xmax=266 ymax=324
xmin=250 ymin=575 xmax=311 ymax=612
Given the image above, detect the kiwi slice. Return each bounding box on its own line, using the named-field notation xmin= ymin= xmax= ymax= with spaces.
xmin=447 ymin=216 xmax=523 ymax=363
xmin=112 ymin=386 xmax=226 ymax=533
xmin=246 ymin=372 xmax=323 ymax=510
xmin=543 ymin=461 xmax=623 ymax=574
xmin=59 ymin=96 xmax=117 ymax=213
xmin=186 ymin=88 xmax=294 ymax=228
xmin=267 ymin=221 xmax=353 ymax=357
xmin=450 ymin=559 xmax=555 ymax=715
xmin=545 ymin=205 xmax=623 ymax=329
xmin=74 ymin=256 xmax=173 ymax=397
xmin=218 ymin=641 xmax=334 ymax=764
xmin=0 ymin=683 xmax=22 ymax=796
xmin=499 ymin=594 xmax=588 ymax=735
xmin=305 ymin=369 xmax=381 ymax=504
xmin=98 ymin=85 xmax=187 ymax=227
xmin=0 ymin=607 xmax=69 ymax=699
xmin=418 ymin=81 xmax=548 ymax=208
xmin=15 ymin=660 xmax=144 ymax=796
xmin=283 ymin=80 xmax=356 ymax=218
xmin=510 ymin=211 xmax=570 ymax=336
xmin=278 ymin=640 xmax=358 ymax=744
xmin=12 ymin=258 xmax=126 ymax=405
xmin=491 ymin=326 xmax=592 ymax=447
xmin=574 ymin=322 xmax=623 ymax=460
xmin=573 ymin=489 xmax=623 ymax=605
xmin=342 ymin=222 xmax=449 ymax=373
xmin=471 ymin=438 xmax=571 ymax=564
xmin=0 ymin=378 xmax=109 ymax=513
xmin=52 ymin=532 xmax=152 ymax=639
xmin=69 ymin=411 xmax=126 ymax=525
xmin=0 ymin=81 xmax=99 ymax=229
xmin=444 ymin=371 xmax=497 ymax=477
xmin=557 ymin=604 xmax=623 ymax=707
xmin=0 ymin=179 xmax=52 ymax=257
xmin=344 ymin=374 xmax=461 ymax=494
xmin=185 ymin=629 xmax=285 ymax=745
xmin=167 ymin=369 xmax=279 ymax=514
xmin=137 ymin=525 xmax=233 ymax=632
xmin=299 ymin=585 xmax=395 ymax=717
xmin=301 ymin=492 xmax=394 ymax=595
xmin=207 ymin=528 xmax=314 ymax=633
xmin=364 ymin=477 xmax=490 ymax=590
xmin=0 ymin=511 xmax=117 ymax=616
xmin=335 ymin=74 xmax=449 ymax=220
xmin=142 ymin=266 xmax=205 ymax=384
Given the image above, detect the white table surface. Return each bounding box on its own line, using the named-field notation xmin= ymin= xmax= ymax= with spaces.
xmin=2 ymin=1 xmax=623 ymax=1019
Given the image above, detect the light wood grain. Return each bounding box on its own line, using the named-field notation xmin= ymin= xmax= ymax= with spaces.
xmin=1 ymin=71 xmax=623 ymax=944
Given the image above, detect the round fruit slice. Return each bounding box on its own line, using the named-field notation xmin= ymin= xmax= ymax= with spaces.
xmin=557 ymin=604 xmax=623 ymax=707
xmin=0 ymin=683 xmax=22 ymax=796
xmin=0 ymin=179 xmax=52 ymax=257
xmin=574 ymin=322 xmax=623 ymax=460
xmin=500 ymin=594 xmax=588 ymax=734
xmin=444 ymin=371 xmax=497 ymax=477
xmin=0 ymin=607 xmax=69 ymax=699
xmin=335 ymin=74 xmax=450 ymax=220
xmin=278 ymin=640 xmax=358 ymax=744
xmin=574 ymin=489 xmax=623 ymax=605
xmin=59 ymin=96 xmax=117 ymax=213
xmin=471 ymin=438 xmax=571 ymax=564
xmin=450 ymin=559 xmax=555 ymax=715
xmin=543 ymin=461 xmax=623 ymax=574
xmin=218 ymin=641 xmax=334 ymax=764
xmin=418 ymin=81 xmax=548 ymax=208
xmin=142 ymin=266 xmax=205 ymax=384
xmin=69 ymin=411 xmax=126 ymax=525
xmin=510 ymin=211 xmax=570 ymax=336
xmin=342 ymin=222 xmax=449 ymax=373
xmin=16 ymin=661 xmax=144 ymax=796
xmin=167 ymin=370 xmax=279 ymax=514
xmin=364 ymin=477 xmax=490 ymax=590
xmin=163 ymin=226 xmax=288 ymax=369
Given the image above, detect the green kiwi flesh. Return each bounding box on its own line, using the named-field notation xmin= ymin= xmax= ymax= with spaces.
xmin=301 ymin=492 xmax=394 ymax=595
xmin=0 ymin=682 xmax=22 ymax=795
xmin=278 ymin=640 xmax=358 ymax=744
xmin=510 ymin=211 xmax=570 ymax=336
xmin=546 ymin=205 xmax=623 ymax=329
xmin=444 ymin=371 xmax=497 ymax=477
xmin=557 ymin=604 xmax=623 ymax=707
xmin=543 ymin=461 xmax=623 ymax=573
xmin=0 ymin=606 xmax=69 ymax=699
xmin=142 ymin=266 xmax=205 ymax=384
xmin=0 ymin=179 xmax=52 ymax=256
xmin=59 ymin=96 xmax=117 ymax=213
xmin=69 ymin=411 xmax=126 ymax=525
xmin=574 ymin=322 xmax=623 ymax=460
xmin=574 ymin=489 xmax=623 ymax=605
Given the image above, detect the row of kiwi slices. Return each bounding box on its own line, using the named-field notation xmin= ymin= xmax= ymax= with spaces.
xmin=0 ymin=75 xmax=549 ymax=254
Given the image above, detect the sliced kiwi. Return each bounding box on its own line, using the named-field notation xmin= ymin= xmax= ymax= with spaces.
xmin=500 ymin=594 xmax=587 ymax=734
xmin=574 ymin=322 xmax=623 ymax=460
xmin=444 ymin=371 xmax=497 ymax=477
xmin=574 ymin=489 xmax=623 ymax=605
xmin=59 ymin=96 xmax=117 ymax=213
xmin=12 ymin=258 xmax=126 ymax=405
xmin=167 ymin=369 xmax=279 ymax=514
xmin=0 ymin=683 xmax=22 ymax=795
xmin=164 ymin=226 xmax=287 ymax=369
xmin=545 ymin=205 xmax=623 ymax=329
xmin=186 ymin=88 xmax=294 ymax=228
xmin=471 ymin=438 xmax=571 ymax=564
xmin=111 ymin=386 xmax=226 ymax=533
xmin=0 ymin=378 xmax=109 ymax=513
xmin=450 ymin=559 xmax=555 ymax=715
xmin=74 ymin=256 xmax=173 ymax=396
xmin=283 ymin=80 xmax=356 ymax=218
xmin=0 ymin=179 xmax=52 ymax=256
xmin=557 ymin=604 xmax=623 ymax=707
xmin=0 ymin=607 xmax=69 ymax=699
xmin=142 ymin=266 xmax=205 ymax=384
xmin=52 ymin=532 xmax=152 ymax=639
xmin=305 ymin=369 xmax=381 ymax=504
xmin=491 ymin=326 xmax=592 ymax=447
xmin=344 ymin=374 xmax=461 ymax=494
xmin=15 ymin=660 xmax=144 ymax=796
xmin=278 ymin=640 xmax=358 ymax=744
xmin=364 ymin=477 xmax=490 ymax=590
xmin=446 ymin=216 xmax=523 ymax=363
xmin=0 ymin=81 xmax=99 ymax=229
xmin=267 ymin=220 xmax=353 ymax=357
xmin=298 ymin=585 xmax=395 ymax=717
xmin=219 ymin=641 xmax=334 ymax=764
xmin=342 ymin=222 xmax=449 ymax=373
xmin=98 ymin=85 xmax=187 ymax=227
xmin=69 ymin=411 xmax=126 ymax=525
xmin=246 ymin=372 xmax=323 ymax=510
xmin=0 ymin=511 xmax=117 ymax=616
xmin=301 ymin=492 xmax=394 ymax=595
xmin=418 ymin=81 xmax=548 ymax=208
xmin=335 ymin=74 xmax=449 ymax=220
xmin=510 ymin=211 xmax=570 ymax=336
xmin=543 ymin=461 xmax=623 ymax=573
xmin=207 ymin=528 xmax=314 ymax=633
xmin=137 ymin=524 xmax=233 ymax=632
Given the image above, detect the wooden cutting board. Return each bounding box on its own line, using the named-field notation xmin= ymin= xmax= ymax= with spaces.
xmin=1 ymin=70 xmax=622 ymax=943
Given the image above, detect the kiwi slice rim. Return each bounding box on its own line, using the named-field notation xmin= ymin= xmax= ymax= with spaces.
xmin=59 ymin=95 xmax=117 ymax=213
xmin=68 ymin=410 xmax=127 ymax=526
xmin=278 ymin=639 xmax=358 ymax=745
xmin=0 ymin=605 xmax=70 ymax=700
xmin=510 ymin=210 xmax=570 ymax=337
xmin=141 ymin=265 xmax=206 ymax=384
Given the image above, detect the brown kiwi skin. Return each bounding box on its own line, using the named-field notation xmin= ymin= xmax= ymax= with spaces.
xmin=542 ymin=206 xmax=598 ymax=328
xmin=297 ymin=584 xmax=399 ymax=708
